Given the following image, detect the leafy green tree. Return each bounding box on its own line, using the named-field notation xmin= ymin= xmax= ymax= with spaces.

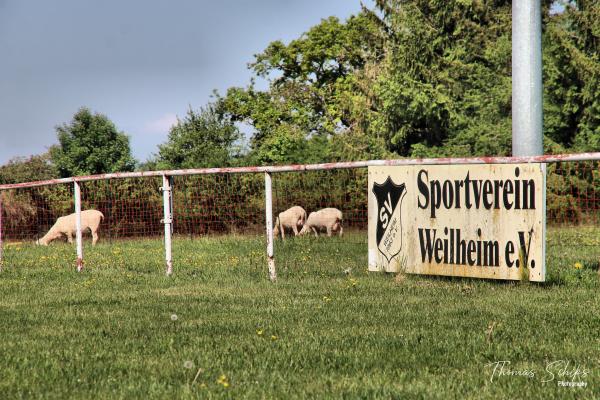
xmin=137 ymin=158 xmax=160 ymax=172
xmin=156 ymin=105 xmax=242 ymax=169
xmin=217 ymin=0 xmax=595 ymax=163
xmin=217 ymin=13 xmax=385 ymax=163
xmin=544 ymin=0 xmax=600 ymax=152
xmin=0 ymin=152 xmax=66 ymax=231
xmin=50 ymin=107 xmax=136 ymax=177
xmin=0 ymin=152 xmax=57 ymax=184
xmin=365 ymin=0 xmax=520 ymax=157
xmin=368 ymin=0 xmax=597 ymax=158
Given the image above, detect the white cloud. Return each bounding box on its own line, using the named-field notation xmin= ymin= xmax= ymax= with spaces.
xmin=144 ymin=113 xmax=178 ymax=135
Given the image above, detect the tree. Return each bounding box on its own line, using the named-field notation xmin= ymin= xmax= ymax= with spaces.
xmin=364 ymin=0 xmax=519 ymax=157
xmin=0 ymin=152 xmax=64 ymax=230
xmin=50 ymin=107 xmax=136 ymax=177
xmin=0 ymin=152 xmax=57 ymax=184
xmin=155 ymin=104 xmax=242 ymax=169
xmin=368 ymin=0 xmax=596 ymax=158
xmin=544 ymin=0 xmax=600 ymax=152
xmin=217 ymin=13 xmax=385 ymax=163
xmin=218 ymin=0 xmax=595 ymax=163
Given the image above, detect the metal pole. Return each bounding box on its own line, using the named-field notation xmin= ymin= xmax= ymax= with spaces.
xmin=74 ymin=181 xmax=84 ymax=272
xmin=162 ymin=175 xmax=173 ymax=276
xmin=512 ymin=0 xmax=543 ymax=156
xmin=513 ymin=1 xmax=546 ymax=282
xmin=264 ymin=172 xmax=276 ymax=282
xmin=169 ymin=176 xmax=174 ymax=235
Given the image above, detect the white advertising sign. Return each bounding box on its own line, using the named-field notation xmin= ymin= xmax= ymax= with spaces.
xmin=368 ymin=164 xmax=546 ymax=281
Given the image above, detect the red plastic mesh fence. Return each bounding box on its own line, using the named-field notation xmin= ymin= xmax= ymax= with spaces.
xmin=170 ymin=170 xmax=366 ymax=238
xmin=0 ymin=161 xmax=598 ymax=245
xmin=79 ymin=177 xmax=164 ymax=240
xmin=0 ymin=183 xmax=73 ymax=242
xmin=546 ymin=161 xmax=600 ymax=225
xmin=171 ymin=173 xmax=265 ymax=237
xmin=271 ymin=169 xmax=368 ymax=236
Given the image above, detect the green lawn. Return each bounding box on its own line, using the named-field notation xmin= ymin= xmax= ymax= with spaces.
xmin=0 ymin=229 xmax=599 ymax=399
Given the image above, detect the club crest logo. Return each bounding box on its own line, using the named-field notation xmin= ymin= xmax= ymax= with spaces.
xmin=372 ymin=176 xmax=406 ymax=263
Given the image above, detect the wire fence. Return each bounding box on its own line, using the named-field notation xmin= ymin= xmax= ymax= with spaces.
xmin=0 ymin=154 xmax=598 ymax=278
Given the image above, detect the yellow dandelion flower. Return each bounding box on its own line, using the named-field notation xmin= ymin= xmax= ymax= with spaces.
xmin=271 ymin=335 xmax=278 ymax=341
xmin=256 ymin=329 xmax=263 ymax=336
xmin=574 ymin=262 xmax=583 ymax=270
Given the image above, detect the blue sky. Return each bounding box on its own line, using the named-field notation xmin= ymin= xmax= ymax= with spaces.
xmin=0 ymin=0 xmax=369 ymax=165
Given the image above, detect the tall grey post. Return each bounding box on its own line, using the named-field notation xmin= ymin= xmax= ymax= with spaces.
xmin=512 ymin=0 xmax=545 ymax=284
xmin=512 ymin=0 xmax=543 ymax=156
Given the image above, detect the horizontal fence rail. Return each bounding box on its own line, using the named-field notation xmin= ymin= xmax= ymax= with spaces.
xmin=0 ymin=153 xmax=599 ymax=279
xmin=1 ymin=153 xmax=599 ymax=190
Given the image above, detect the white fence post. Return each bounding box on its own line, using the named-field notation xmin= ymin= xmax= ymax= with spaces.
xmin=169 ymin=176 xmax=174 ymax=235
xmin=264 ymin=172 xmax=277 ymax=282
xmin=162 ymin=175 xmax=173 ymax=276
xmin=74 ymin=181 xmax=84 ymax=272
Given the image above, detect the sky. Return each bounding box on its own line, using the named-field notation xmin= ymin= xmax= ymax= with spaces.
xmin=0 ymin=0 xmax=369 ymax=165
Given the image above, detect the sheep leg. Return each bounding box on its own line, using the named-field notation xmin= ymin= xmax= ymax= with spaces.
xmin=326 ymin=225 xmax=333 ymax=237
xmin=332 ymin=221 xmax=343 ymax=237
xmin=92 ymin=230 xmax=98 ymax=246
xmin=312 ymin=227 xmax=318 ymax=237
xmin=281 ymin=224 xmax=286 ymax=240
xmin=292 ymin=224 xmax=299 ymax=236
xmin=67 ymin=232 xmax=74 ymax=243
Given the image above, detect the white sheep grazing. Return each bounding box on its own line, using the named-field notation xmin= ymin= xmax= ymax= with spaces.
xmin=299 ymin=207 xmax=343 ymax=237
xmin=273 ymin=206 xmax=307 ymax=240
xmin=37 ymin=209 xmax=104 ymax=246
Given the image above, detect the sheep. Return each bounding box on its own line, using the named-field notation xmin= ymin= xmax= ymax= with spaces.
xmin=37 ymin=209 xmax=104 ymax=246
xmin=273 ymin=206 xmax=307 ymax=240
xmin=299 ymin=207 xmax=343 ymax=237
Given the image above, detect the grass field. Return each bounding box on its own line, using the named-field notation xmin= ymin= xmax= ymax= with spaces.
xmin=0 ymin=228 xmax=599 ymax=399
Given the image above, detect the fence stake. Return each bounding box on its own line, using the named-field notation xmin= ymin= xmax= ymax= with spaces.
xmin=162 ymin=175 xmax=173 ymax=276
xmin=169 ymin=176 xmax=174 ymax=235
xmin=74 ymin=181 xmax=84 ymax=272
xmin=264 ymin=172 xmax=277 ymax=282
